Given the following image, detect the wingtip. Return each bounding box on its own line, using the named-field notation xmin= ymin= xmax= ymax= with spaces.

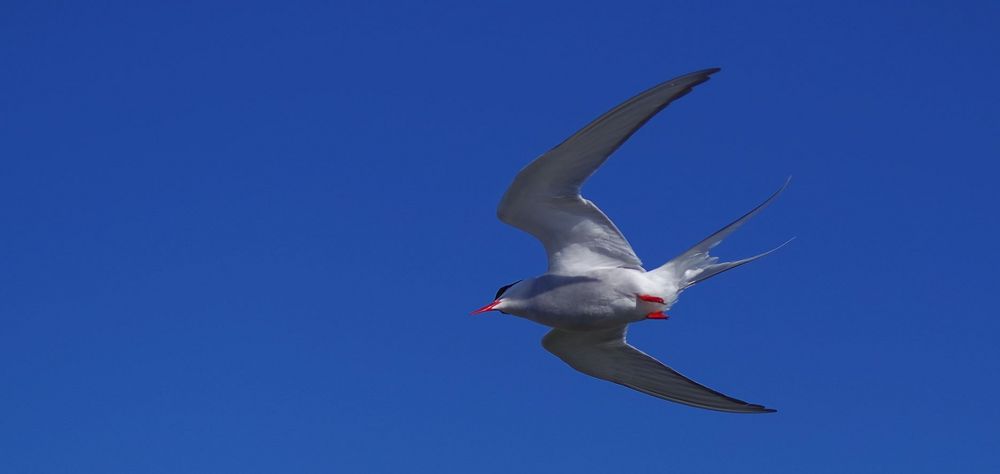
xmin=687 ymin=67 xmax=722 ymax=81
xmin=667 ymin=68 xmax=722 ymax=89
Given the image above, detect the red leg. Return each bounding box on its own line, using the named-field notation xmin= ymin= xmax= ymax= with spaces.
xmin=646 ymin=311 xmax=669 ymax=320
xmin=637 ymin=294 xmax=665 ymax=304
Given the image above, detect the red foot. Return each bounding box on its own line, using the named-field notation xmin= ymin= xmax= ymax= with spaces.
xmin=637 ymin=294 xmax=665 ymax=304
xmin=646 ymin=311 xmax=669 ymax=320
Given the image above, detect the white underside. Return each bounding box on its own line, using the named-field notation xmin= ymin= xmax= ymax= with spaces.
xmin=503 ymin=267 xmax=679 ymax=330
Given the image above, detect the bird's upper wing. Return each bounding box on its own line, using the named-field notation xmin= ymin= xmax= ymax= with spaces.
xmin=542 ymin=325 xmax=775 ymax=413
xmin=498 ymin=68 xmax=721 ymax=274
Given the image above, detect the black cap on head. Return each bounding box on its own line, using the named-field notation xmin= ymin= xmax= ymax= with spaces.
xmin=494 ymin=280 xmax=522 ymax=300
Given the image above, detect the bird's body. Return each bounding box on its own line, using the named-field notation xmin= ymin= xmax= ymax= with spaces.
xmin=499 ymin=268 xmax=674 ymax=330
xmin=476 ymin=68 xmax=788 ymax=413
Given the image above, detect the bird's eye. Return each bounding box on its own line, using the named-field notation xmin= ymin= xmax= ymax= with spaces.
xmin=494 ymin=280 xmax=522 ymax=300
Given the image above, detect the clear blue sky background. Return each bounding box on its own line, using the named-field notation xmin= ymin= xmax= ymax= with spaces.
xmin=2 ymin=1 xmax=998 ymax=472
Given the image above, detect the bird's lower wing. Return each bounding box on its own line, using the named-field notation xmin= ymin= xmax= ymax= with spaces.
xmin=542 ymin=326 xmax=775 ymax=413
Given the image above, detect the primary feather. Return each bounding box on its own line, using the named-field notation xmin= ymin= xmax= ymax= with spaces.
xmin=498 ymin=68 xmax=721 ymax=274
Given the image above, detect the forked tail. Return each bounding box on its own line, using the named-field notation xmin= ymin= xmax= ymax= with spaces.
xmin=650 ymin=178 xmax=792 ymax=289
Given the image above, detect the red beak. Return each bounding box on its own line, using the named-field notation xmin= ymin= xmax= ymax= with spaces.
xmin=471 ymin=300 xmax=501 ymax=315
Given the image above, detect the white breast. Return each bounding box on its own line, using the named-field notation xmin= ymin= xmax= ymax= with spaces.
xmin=505 ymin=268 xmax=670 ymax=330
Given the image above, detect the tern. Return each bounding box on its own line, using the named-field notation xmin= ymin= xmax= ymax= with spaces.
xmin=473 ymin=68 xmax=788 ymax=413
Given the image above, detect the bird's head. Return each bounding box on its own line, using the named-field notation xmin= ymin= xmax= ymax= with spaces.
xmin=471 ymin=280 xmax=523 ymax=315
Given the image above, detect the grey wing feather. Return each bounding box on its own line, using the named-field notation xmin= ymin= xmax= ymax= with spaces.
xmin=505 ymin=68 xmax=722 ymax=198
xmin=542 ymin=326 xmax=775 ymax=413
xmin=498 ymin=69 xmax=721 ymax=273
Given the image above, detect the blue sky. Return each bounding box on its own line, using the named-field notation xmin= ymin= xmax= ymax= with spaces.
xmin=2 ymin=1 xmax=998 ymax=472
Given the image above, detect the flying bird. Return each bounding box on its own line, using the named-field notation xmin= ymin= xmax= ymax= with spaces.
xmin=473 ymin=68 xmax=788 ymax=413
